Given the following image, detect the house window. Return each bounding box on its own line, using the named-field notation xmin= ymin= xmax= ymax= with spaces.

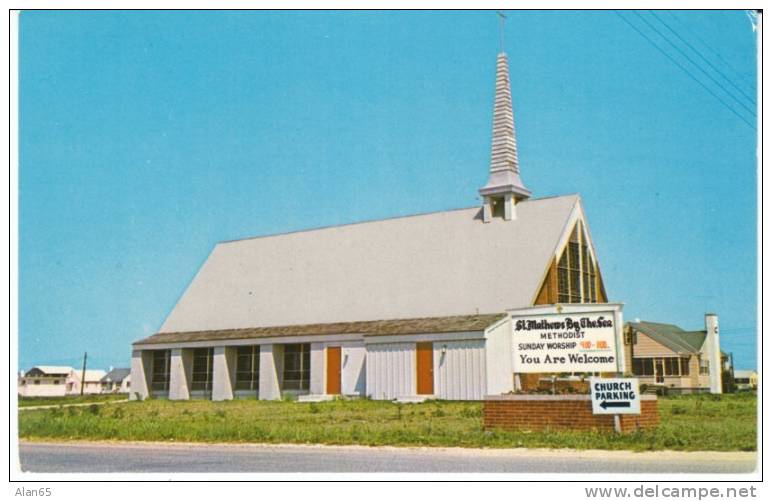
xmin=190 ymin=348 xmax=214 ymax=392
xmin=632 ymin=358 xmax=654 ymax=376
xmin=700 ymin=358 xmax=710 ymax=375
xmin=282 ymin=343 xmax=310 ymax=391
xmin=680 ymin=357 xmax=690 ymax=376
xmin=151 ymin=350 xmax=171 ymax=392
xmin=235 ymin=346 xmax=260 ymax=391
xmin=53 ymin=380 xmax=60 ymax=385
xmin=664 ymin=358 xmax=680 ymax=376
xmin=34 ymin=380 xmax=40 ymax=385
xmin=556 ymin=222 xmax=599 ymax=304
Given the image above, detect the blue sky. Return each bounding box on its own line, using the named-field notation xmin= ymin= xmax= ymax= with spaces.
xmin=19 ymin=10 xmax=758 ymax=371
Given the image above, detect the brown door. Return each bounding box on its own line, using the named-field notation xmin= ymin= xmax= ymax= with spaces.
xmin=416 ymin=342 xmax=434 ymax=395
xmin=326 ymin=346 xmax=342 ymax=395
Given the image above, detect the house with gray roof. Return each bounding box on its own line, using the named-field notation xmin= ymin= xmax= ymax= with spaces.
xmin=100 ymin=368 xmax=131 ymax=394
xmin=131 ymin=51 xmax=610 ymax=402
xmin=623 ymin=314 xmax=729 ymax=393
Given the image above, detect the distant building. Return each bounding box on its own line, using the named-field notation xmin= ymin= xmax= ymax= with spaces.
xmin=733 ymin=370 xmax=757 ymax=391
xmin=18 ymin=366 xmax=108 ymax=397
xmin=18 ymin=366 xmax=74 ymax=397
xmin=100 ymin=368 xmax=131 ymax=393
xmin=623 ymin=314 xmax=729 ymax=394
xmin=74 ymin=370 xmax=107 ymax=395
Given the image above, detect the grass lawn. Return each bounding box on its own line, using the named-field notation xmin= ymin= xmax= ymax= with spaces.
xmin=18 ymin=394 xmax=127 ymax=408
xmin=18 ymin=393 xmax=756 ymax=451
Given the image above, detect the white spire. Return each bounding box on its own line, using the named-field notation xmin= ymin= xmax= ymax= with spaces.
xmin=479 ymin=52 xmax=530 ymax=222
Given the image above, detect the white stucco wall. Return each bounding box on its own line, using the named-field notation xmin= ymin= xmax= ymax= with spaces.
xmin=18 ymin=380 xmax=67 ymax=397
xmin=259 ymin=344 xmax=283 ymax=400
xmin=212 ymin=346 xmax=237 ymax=401
xmin=309 ymin=342 xmax=325 ymax=395
xmin=341 ymin=343 xmax=366 ymax=395
xmin=169 ymin=348 xmax=193 ymax=400
xmin=130 ymin=350 xmax=151 ymax=400
xmin=484 ymin=317 xmax=515 ymax=396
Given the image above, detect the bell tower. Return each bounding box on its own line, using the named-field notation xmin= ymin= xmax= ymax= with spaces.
xmin=479 ymin=24 xmax=531 ymax=222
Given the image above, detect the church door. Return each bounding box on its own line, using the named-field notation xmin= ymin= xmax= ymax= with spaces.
xmin=416 ymin=342 xmax=434 ymax=395
xmin=326 ymin=346 xmax=342 ymax=395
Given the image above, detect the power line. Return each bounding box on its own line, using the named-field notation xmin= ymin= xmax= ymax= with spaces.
xmin=632 ymin=10 xmax=756 ymax=118
xmin=614 ymin=11 xmax=755 ymax=130
xmin=664 ymin=10 xmax=756 ymax=94
xmin=650 ymin=10 xmax=756 ymax=107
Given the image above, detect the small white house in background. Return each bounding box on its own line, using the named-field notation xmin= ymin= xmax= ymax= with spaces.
xmin=100 ymin=368 xmax=131 ymax=393
xmin=734 ymin=370 xmax=758 ymax=391
xmin=72 ymin=370 xmax=107 ymax=395
xmin=18 ymin=366 xmax=74 ymax=397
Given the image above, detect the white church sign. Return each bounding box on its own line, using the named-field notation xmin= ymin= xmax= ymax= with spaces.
xmin=590 ymin=377 xmax=641 ymax=415
xmin=510 ymin=304 xmax=624 ymax=373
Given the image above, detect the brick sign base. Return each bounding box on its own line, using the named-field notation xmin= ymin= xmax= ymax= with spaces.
xmin=484 ymin=394 xmax=659 ymax=433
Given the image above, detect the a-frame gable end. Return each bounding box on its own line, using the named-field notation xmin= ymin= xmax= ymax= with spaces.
xmin=531 ymin=197 xmax=608 ymax=305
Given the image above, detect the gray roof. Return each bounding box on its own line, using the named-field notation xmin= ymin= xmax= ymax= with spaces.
xmin=628 ymin=321 xmax=707 ymax=354
xmin=152 ymin=194 xmax=581 ymax=336
xmin=25 ymin=366 xmax=75 ymax=376
xmin=136 ymin=314 xmax=507 ymax=346
xmin=100 ymin=368 xmax=131 ymax=383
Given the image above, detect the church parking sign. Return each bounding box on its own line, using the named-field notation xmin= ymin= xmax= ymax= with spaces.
xmin=590 ymin=377 xmax=641 ymax=415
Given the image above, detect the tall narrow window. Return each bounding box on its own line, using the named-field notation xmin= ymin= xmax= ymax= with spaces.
xmin=557 ymin=251 xmax=569 ymax=303
xmin=568 ymin=226 xmax=581 ymax=303
xmin=283 ymin=344 xmax=311 ymax=391
xmin=151 ymin=350 xmax=171 ymax=392
xmin=191 ymin=347 xmax=214 ymax=392
xmin=588 ymin=257 xmax=597 ymax=302
xmin=555 ymin=221 xmax=600 ymax=304
xmin=235 ymin=346 xmax=260 ymax=391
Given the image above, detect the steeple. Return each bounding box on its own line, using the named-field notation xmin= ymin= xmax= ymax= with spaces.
xmin=479 ymin=52 xmax=531 ymax=222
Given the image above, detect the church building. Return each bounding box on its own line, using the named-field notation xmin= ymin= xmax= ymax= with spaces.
xmin=130 ymin=51 xmax=609 ymax=402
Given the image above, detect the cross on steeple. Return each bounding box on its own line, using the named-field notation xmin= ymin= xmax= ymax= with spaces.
xmin=497 ymin=11 xmax=507 ymax=53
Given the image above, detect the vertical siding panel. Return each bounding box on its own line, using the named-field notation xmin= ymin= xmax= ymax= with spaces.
xmin=457 ymin=344 xmax=463 ymax=399
xmin=388 ymin=346 xmax=395 ymax=399
xmin=431 ymin=340 xmax=486 ymax=400
xmin=465 ymin=345 xmax=471 ymax=399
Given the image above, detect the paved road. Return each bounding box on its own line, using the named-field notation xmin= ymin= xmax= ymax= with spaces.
xmin=18 ymin=441 xmax=756 ymax=474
